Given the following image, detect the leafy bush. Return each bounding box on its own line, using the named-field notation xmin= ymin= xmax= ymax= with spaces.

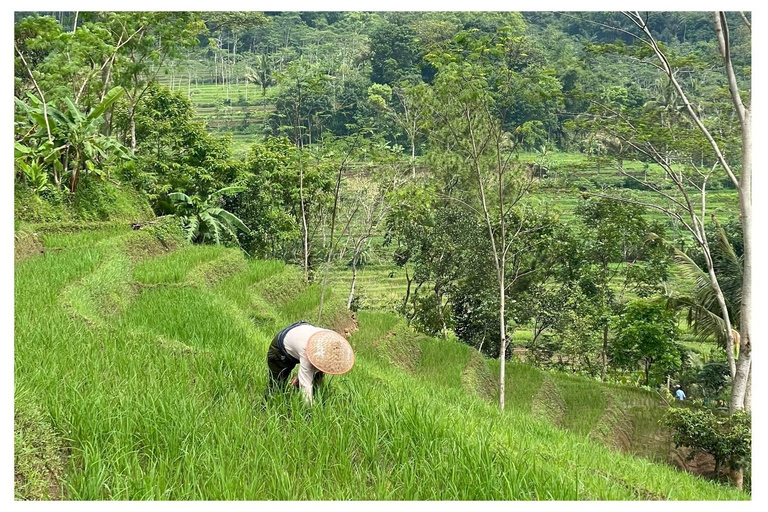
xmin=611 ymin=299 xmax=680 ymax=386
xmin=15 ymin=184 xmax=69 ymax=223
xmin=71 ymin=178 xmax=153 ymax=222
xmin=664 ymin=408 xmax=751 ymax=480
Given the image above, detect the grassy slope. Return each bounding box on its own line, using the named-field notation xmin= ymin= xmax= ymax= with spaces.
xmin=14 ymin=226 xmax=745 ymax=500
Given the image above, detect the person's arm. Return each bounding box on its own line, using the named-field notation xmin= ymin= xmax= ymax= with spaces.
xmin=296 ymin=356 xmax=318 ymax=404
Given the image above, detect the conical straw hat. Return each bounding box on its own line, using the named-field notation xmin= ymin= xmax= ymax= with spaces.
xmin=306 ymin=330 xmax=355 ymax=375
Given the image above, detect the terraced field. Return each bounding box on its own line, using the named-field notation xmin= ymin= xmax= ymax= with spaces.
xmin=151 ymin=75 xmax=740 ymax=225
xmin=156 ymin=72 xmax=279 ymax=156
xmin=15 ymin=221 xmax=744 ymax=500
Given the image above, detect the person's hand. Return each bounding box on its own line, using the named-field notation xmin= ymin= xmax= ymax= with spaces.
xmin=290 ymin=376 xmax=299 ymax=388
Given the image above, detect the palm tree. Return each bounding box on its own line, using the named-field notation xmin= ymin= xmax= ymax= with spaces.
xmin=245 ymin=53 xmax=275 ymax=121
xmin=665 ymin=221 xmax=742 ymax=350
xmin=169 ymin=186 xmax=251 ymax=245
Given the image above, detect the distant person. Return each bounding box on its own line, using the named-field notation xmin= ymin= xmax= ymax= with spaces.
xmin=674 ymin=384 xmax=686 ymax=401
xmin=266 ymin=320 xmax=355 ymax=404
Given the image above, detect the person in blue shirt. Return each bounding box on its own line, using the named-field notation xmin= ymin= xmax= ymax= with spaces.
xmin=674 ymin=384 xmax=686 ymax=401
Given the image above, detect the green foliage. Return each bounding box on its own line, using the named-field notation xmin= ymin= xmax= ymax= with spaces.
xmin=14 ymin=387 xmax=65 ymax=500
xmin=665 ymin=408 xmax=751 ymax=472
xmin=15 ymin=179 xmax=153 ymax=224
xmin=123 ymin=84 xmax=241 ymax=210
xmin=670 ymin=220 xmax=743 ymax=347
xmin=13 ymin=14 xmax=750 ymax=478
xmin=612 ymin=299 xmax=681 ymax=385
xmin=370 ymin=18 xmax=422 ymax=85
xmin=169 ymin=187 xmax=250 ymax=245
xmin=225 ymin=136 xmax=335 ymax=259
xmin=245 ymin=53 xmax=276 ymax=98
xmin=17 ymin=159 xmax=49 ymax=192
xmin=14 ymin=87 xmax=130 ymax=193
xmin=15 ymin=228 xmax=748 ymax=499
xmin=682 ymin=361 xmax=731 ymax=405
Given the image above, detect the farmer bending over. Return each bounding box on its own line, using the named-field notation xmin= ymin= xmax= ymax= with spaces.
xmin=674 ymin=384 xmax=686 ymax=401
xmin=266 ymin=321 xmax=355 ymax=404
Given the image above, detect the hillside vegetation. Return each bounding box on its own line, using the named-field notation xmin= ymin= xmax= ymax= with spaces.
xmin=14 ymin=225 xmax=745 ymax=500
xmin=14 ymin=10 xmax=751 ymax=498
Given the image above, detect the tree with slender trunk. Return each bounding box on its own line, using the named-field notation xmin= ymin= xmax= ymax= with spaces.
xmin=343 ymin=169 xmax=398 ymax=310
xmin=317 ymin=136 xmax=361 ymax=324
xmin=426 ymin=30 xmax=553 ymax=409
xmin=369 ymin=81 xmax=431 ymax=178
xmin=576 ymin=11 xmax=751 ymax=488
xmin=621 ymin=11 xmax=751 ymax=415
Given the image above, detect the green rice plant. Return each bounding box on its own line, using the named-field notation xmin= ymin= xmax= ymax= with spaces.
xmin=184 ymin=248 xmax=248 ymax=287
xmin=133 ymin=245 xmax=226 ymax=284
xmin=551 ymin=374 xmax=607 ymax=436
xmin=61 ymin=250 xmax=134 ymax=326
xmin=257 ymin=266 xmax=306 ymax=307
xmin=14 ymin=230 xmax=747 ymax=501
xmin=496 ymin=361 xmax=546 ymax=414
xmin=211 ymin=259 xmax=286 ymax=310
xmin=415 ymin=333 xmax=470 ymax=389
xmin=40 ymin=225 xmax=129 ymax=250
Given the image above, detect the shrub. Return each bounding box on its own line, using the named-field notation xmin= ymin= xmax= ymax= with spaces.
xmin=664 ymin=408 xmax=751 ymax=481
xmin=15 ymin=180 xmax=153 ymax=224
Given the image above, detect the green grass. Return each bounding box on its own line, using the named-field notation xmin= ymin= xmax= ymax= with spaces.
xmin=551 ymin=374 xmax=607 ymax=436
xmin=133 ymin=245 xmax=227 ymax=284
xmin=14 ymin=226 xmax=746 ymax=500
xmin=14 ymin=385 xmax=67 ymax=500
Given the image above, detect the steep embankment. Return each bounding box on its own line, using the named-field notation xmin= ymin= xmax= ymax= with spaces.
xmin=14 ymin=225 xmax=745 ymax=500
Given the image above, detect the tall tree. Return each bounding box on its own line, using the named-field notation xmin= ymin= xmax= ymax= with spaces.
xmin=368 ymin=81 xmax=432 ymax=177
xmin=579 ymin=12 xmax=751 ymax=487
xmin=109 ymin=12 xmax=205 ymax=154
xmin=425 ymin=28 xmax=557 ymax=408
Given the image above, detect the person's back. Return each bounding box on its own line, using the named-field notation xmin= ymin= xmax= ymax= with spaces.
xmin=675 ymin=387 xmax=686 ymax=401
xmin=265 ymin=321 xmax=354 ymax=404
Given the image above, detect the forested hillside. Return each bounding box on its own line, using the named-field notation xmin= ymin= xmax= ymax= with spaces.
xmin=14 ymin=11 xmax=752 ymax=499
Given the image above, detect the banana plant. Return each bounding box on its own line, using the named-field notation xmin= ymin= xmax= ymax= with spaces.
xmin=16 ymin=160 xmax=49 ymax=192
xmin=168 ymin=186 xmax=251 ymax=245
xmin=14 ymin=86 xmax=130 ymax=192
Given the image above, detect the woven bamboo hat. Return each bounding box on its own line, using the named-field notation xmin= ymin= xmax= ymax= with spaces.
xmin=306 ymin=330 xmax=355 ymax=375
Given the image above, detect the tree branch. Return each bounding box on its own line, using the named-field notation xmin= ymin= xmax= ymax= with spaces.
xmin=624 ymin=11 xmax=740 ymax=189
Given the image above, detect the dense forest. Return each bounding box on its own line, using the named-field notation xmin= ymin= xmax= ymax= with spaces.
xmin=14 ymin=11 xmax=752 ymax=497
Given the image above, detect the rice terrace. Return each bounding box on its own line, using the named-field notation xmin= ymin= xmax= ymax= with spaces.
xmin=14 ymin=10 xmax=752 ymax=501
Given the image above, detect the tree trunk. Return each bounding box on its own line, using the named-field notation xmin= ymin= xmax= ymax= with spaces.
xmin=499 ymin=277 xmax=506 ymax=410
xmin=744 ymin=361 xmax=751 ymax=412
xmin=70 ymin=159 xmax=80 ymax=193
xmin=347 ymin=261 xmax=358 ymax=310
xmin=402 ymin=264 xmax=412 ymax=315
xmin=730 ymin=348 xmax=751 ymax=413
xmin=729 ymin=467 xmax=743 ymax=490
xmin=317 ymin=144 xmax=352 ymax=323
xmin=706 ymin=263 xmax=738 ymax=378
xmin=730 ymin=107 xmax=751 ymax=412
xmin=601 ymin=323 xmax=609 ymax=382
xmin=299 ymin=166 xmax=309 ymax=284
xmin=438 ymin=292 xmax=448 ymax=340
xmin=129 ymin=103 xmax=137 ymax=154
xmin=407 ymin=282 xmax=422 ymax=326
